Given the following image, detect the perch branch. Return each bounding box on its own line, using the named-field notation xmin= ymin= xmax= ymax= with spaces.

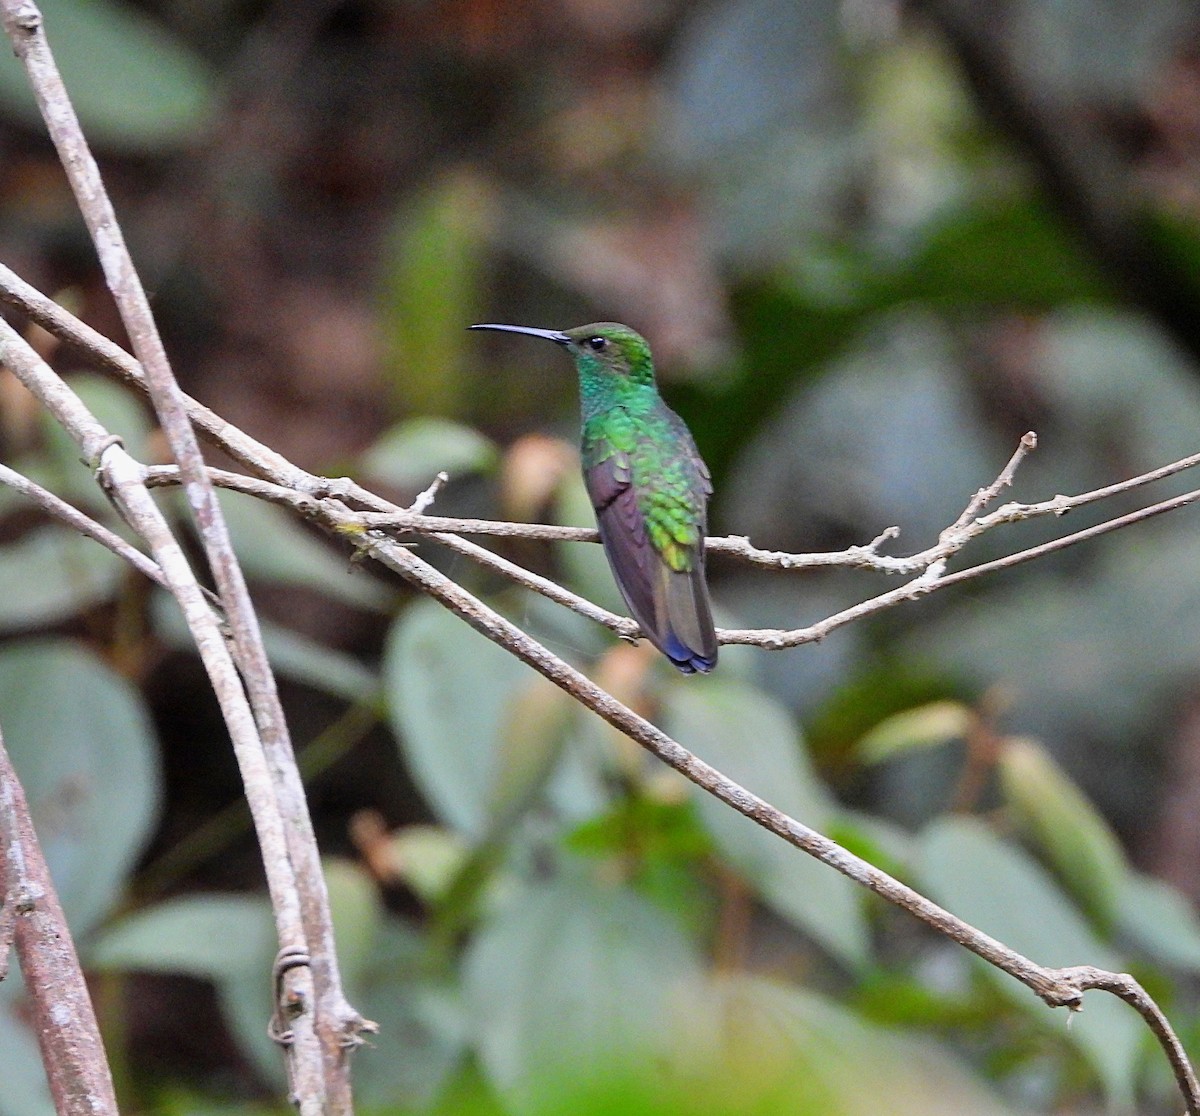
xmin=135 ymin=438 xmax=1200 ymax=653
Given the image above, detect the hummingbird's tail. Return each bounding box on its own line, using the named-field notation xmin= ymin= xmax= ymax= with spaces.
xmin=656 ymin=563 xmax=718 ymax=674
xmin=587 ymin=458 xmax=718 ymax=674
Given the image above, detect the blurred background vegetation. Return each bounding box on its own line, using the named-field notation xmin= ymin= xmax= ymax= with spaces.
xmin=3 ymin=0 xmax=1200 ymax=1112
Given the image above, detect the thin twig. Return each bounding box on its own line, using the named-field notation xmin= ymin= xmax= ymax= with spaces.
xmin=0 ymin=723 xmax=120 ymax=1116
xmin=137 ymin=443 xmax=1200 ymax=653
xmin=1053 ymin=965 xmax=1200 ymax=1107
xmin=0 ymin=461 xmax=167 ymax=588
xmin=9 ymin=259 xmax=1200 ymax=599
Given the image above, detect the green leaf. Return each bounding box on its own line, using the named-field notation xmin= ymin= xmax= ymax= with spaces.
xmin=0 ymin=976 xmax=54 ymax=1116
xmin=0 ymin=526 xmax=126 ymax=632
xmin=381 ymin=174 xmax=486 ymax=417
xmin=701 ymin=975 xmax=1018 ymax=1116
xmin=857 ymin=700 xmax=973 ymax=763
xmin=383 ymin=598 xmax=538 ymax=837
xmin=323 ymin=858 xmax=385 ymax=991
xmin=918 ymin=817 xmax=1141 ymax=1107
xmin=663 ymin=677 xmax=868 ymax=967
xmin=462 ymin=874 xmax=703 ymax=1111
xmin=0 ymin=0 xmax=213 ymax=150
xmin=900 ymin=198 xmax=1109 ymax=307
xmin=150 ymin=591 xmax=379 ymax=703
xmin=0 ymin=640 xmax=160 ymax=937
xmin=1116 ymin=871 xmax=1200 ymax=971
xmin=216 ymin=490 xmax=393 ymax=612
xmin=88 ymin=894 xmax=277 ymax=977
xmin=352 ymin=919 xmax=470 ymax=1110
xmin=88 ymin=893 xmax=283 ymax=1085
xmin=998 ymin=737 xmax=1128 ymax=931
xmin=359 ymin=417 xmax=498 ymax=490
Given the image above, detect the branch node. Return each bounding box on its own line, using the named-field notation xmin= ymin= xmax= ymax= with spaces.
xmin=409 ymin=471 xmax=449 ymax=514
xmin=313 ymin=475 xmax=357 ymax=502
xmin=268 ymin=945 xmax=312 ymax=1047
xmin=867 ymin=525 xmax=901 ymax=551
xmin=5 ymin=0 xmax=39 ymax=33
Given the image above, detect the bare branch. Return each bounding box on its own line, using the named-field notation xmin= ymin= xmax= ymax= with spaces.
xmin=0 ymin=722 xmax=120 ymax=1116
xmin=0 ymin=6 xmax=372 ymax=1105
xmin=0 ymin=316 xmax=327 ymax=1114
xmin=1052 ymin=966 xmax=1200 ymax=1108
xmin=332 ymin=520 xmax=1200 ymax=1115
xmin=136 ymin=440 xmax=1200 ymax=655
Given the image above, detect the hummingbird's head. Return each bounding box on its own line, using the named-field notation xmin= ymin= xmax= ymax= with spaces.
xmin=469 ymin=321 xmax=656 ymax=387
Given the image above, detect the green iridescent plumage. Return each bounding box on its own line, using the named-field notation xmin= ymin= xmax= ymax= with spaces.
xmin=470 ymin=321 xmax=718 ymax=673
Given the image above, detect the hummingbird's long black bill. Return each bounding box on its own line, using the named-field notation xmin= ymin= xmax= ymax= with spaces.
xmin=468 ymin=323 xmax=571 ymax=344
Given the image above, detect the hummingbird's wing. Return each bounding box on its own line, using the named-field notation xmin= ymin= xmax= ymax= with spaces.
xmin=583 ymin=424 xmax=717 ymax=674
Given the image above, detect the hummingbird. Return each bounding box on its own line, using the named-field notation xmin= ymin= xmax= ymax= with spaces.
xmin=469 ymin=321 xmax=718 ymax=674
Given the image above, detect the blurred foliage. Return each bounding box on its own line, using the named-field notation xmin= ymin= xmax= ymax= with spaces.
xmin=3 ymin=0 xmax=1200 ymax=1114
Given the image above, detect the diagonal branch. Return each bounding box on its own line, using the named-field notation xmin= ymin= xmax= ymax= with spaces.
xmin=332 ymin=520 xmax=1200 ymax=1115
xmin=0 ymin=7 xmax=372 ymax=1109
xmin=0 ymin=461 xmax=169 ymax=590
xmin=0 ymin=722 xmax=120 ymax=1116
xmin=0 ymin=316 xmax=328 ymax=1116
xmin=0 ymin=163 xmax=1196 ymax=1109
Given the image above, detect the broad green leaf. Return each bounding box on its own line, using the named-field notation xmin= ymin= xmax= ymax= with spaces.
xmin=89 ymin=893 xmax=282 ymax=1086
xmin=387 ymin=825 xmax=472 ymax=903
xmin=900 ymin=199 xmax=1108 ymax=307
xmin=694 ymin=975 xmax=1018 ymax=1116
xmin=0 ymin=975 xmax=53 ymax=1116
xmin=0 ymin=0 xmax=213 ymax=150
xmin=150 ymin=591 xmax=378 ymax=702
xmin=324 ymin=858 xmax=385 ymax=991
xmin=664 ymin=677 xmax=868 ymax=967
xmin=384 ymin=598 xmax=537 ymax=836
xmin=381 ymin=174 xmax=486 ymax=417
xmin=857 ymin=700 xmax=973 ymax=764
xmin=463 ymin=874 xmax=703 ymax=1113
xmin=359 ymin=417 xmax=498 ymax=490
xmin=1117 ymin=871 xmax=1200 ymax=971
xmin=918 ymin=817 xmax=1140 ymax=1107
xmin=88 ymin=894 xmax=277 ymax=978
xmin=352 ymin=919 xmax=470 ymax=1109
xmin=0 ymin=640 xmax=160 ymax=936
xmin=216 ymin=490 xmax=393 ymax=612
xmin=998 ymin=737 xmax=1127 ymax=931
xmin=0 ymin=526 xmax=126 ymax=631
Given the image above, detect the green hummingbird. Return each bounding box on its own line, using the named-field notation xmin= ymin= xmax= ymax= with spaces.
xmin=470 ymin=321 xmax=718 ymax=674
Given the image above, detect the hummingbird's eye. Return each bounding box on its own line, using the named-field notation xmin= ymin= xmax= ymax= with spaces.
xmin=587 ymin=336 xmax=608 ymax=352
